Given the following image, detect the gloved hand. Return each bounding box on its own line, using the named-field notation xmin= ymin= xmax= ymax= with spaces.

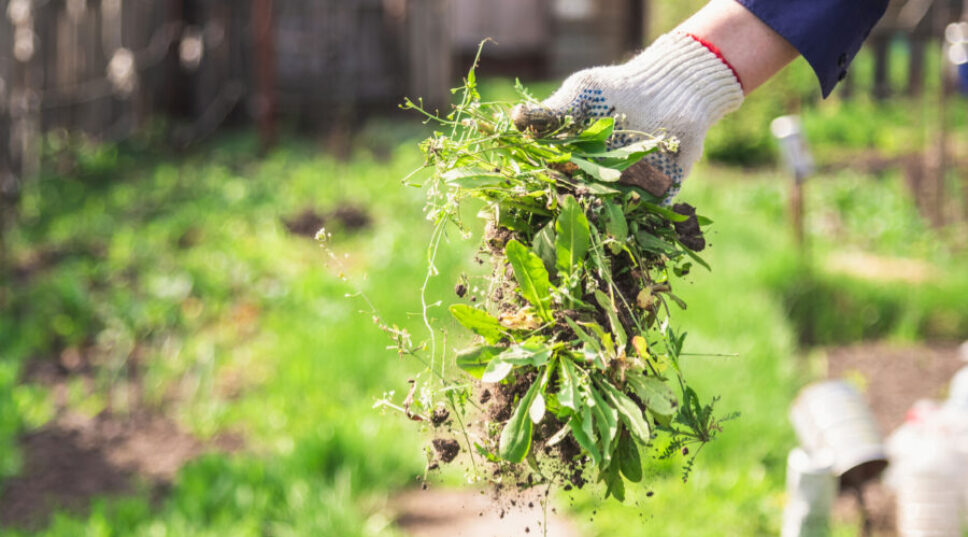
xmin=514 ymin=32 xmax=744 ymax=202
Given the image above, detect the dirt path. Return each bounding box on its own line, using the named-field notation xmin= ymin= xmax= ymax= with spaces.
xmin=392 ymin=488 xmax=580 ymax=537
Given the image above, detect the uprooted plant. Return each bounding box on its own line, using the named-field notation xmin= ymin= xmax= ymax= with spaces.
xmin=368 ymin=47 xmax=735 ymax=502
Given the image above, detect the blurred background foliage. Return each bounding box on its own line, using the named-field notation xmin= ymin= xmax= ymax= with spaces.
xmin=0 ymin=1 xmax=967 ymax=536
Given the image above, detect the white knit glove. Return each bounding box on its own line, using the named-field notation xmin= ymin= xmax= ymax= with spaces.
xmin=516 ymin=32 xmax=744 ymax=202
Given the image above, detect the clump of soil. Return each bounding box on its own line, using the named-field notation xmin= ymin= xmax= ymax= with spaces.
xmin=672 ymin=203 xmax=705 ymax=252
xmin=432 ymin=438 xmax=461 ymax=463
xmin=430 ymin=407 xmax=451 ymax=427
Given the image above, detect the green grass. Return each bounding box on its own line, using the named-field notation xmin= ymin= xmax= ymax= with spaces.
xmin=2 ymin=95 xmax=967 ymax=536
xmin=0 ymin=131 xmax=456 ymax=536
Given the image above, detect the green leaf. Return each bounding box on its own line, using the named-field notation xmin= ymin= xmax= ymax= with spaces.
xmin=570 ymin=156 xmax=622 ymax=182
xmin=499 ymin=344 xmax=552 ymax=367
xmin=578 ymin=139 xmax=661 ymax=160
xmin=640 ymin=201 xmax=690 ymax=222
xmin=627 ymin=373 xmax=678 ymax=419
xmin=598 ymin=378 xmax=651 ymax=445
xmin=441 ymin=168 xmax=505 ymax=188
xmin=589 ymin=384 xmax=618 ymax=464
xmin=532 ymin=222 xmax=557 ymax=275
xmin=601 ymin=460 xmax=626 ymax=501
xmin=557 ymin=358 xmax=580 ymax=411
xmin=616 ymin=432 xmax=643 ymax=483
xmin=505 ymin=239 xmax=553 ymax=321
xmin=569 ymin=406 xmax=601 ymax=466
xmin=555 ymin=195 xmax=591 ymax=276
xmin=578 ymin=117 xmax=614 ymax=141
xmin=455 ymin=346 xmax=503 ymax=378
xmin=594 ymin=290 xmax=627 ymax=350
xmin=634 ymin=230 xmax=678 ymax=255
xmin=449 ymin=305 xmax=504 ymax=344
xmin=481 ymin=359 xmax=514 ymax=384
xmin=529 ymin=392 xmax=546 ymax=424
xmin=499 ymin=376 xmax=543 ymax=462
xmin=603 ymin=202 xmax=628 ymax=254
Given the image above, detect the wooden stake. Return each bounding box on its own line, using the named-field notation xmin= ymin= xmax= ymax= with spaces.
xmin=253 ymin=0 xmax=276 ymax=152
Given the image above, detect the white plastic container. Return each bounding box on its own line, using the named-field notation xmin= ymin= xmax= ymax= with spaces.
xmin=894 ymin=431 xmax=965 ymax=537
xmin=947 ymin=366 xmax=968 ymax=410
xmin=781 ymin=447 xmax=837 ymax=537
xmin=790 ymin=380 xmax=888 ymax=487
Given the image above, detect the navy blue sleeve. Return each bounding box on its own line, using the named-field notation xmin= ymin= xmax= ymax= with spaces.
xmin=735 ymin=0 xmax=889 ymax=97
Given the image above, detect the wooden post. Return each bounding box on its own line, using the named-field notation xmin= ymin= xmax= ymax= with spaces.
xmin=252 ymin=0 xmax=276 ymax=151
xmin=407 ymin=0 xmax=452 ymax=115
xmin=927 ymin=1 xmax=951 ymax=227
xmin=871 ymin=33 xmax=892 ymax=101
xmin=907 ymin=36 xmax=926 ymax=96
xmin=791 ymin=178 xmax=806 ymax=250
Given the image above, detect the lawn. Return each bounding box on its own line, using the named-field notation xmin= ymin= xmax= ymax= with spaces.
xmin=1 ymin=82 xmax=967 ymax=536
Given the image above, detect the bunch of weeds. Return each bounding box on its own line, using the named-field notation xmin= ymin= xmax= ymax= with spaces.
xmin=373 ymin=46 xmax=733 ymax=501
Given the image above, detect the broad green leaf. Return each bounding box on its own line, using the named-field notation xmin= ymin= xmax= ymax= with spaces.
xmin=570 ymin=156 xmax=622 ymax=182
xmin=569 ymin=406 xmax=601 ymax=465
xmin=557 ymin=358 xmax=580 ymax=410
xmin=640 ymin=201 xmax=690 ymax=222
xmin=499 ymin=376 xmax=543 ymax=462
xmin=481 ymin=359 xmax=514 ymax=384
xmin=598 ymin=378 xmax=650 ymax=444
xmin=499 ymin=344 xmax=552 ymax=367
xmin=581 ymin=182 xmax=623 ymax=196
xmin=634 ymin=230 xmax=678 ymax=255
xmin=455 ymin=346 xmax=503 ymax=378
xmin=578 ymin=139 xmax=661 ymax=160
xmin=594 ymin=290 xmax=627 ymax=350
xmin=627 ymin=373 xmax=678 ymax=419
xmin=529 ymin=392 xmax=546 ymax=424
xmin=603 ymin=202 xmax=628 ymax=254
xmin=505 ymin=239 xmax=553 ymax=321
xmin=578 ymin=117 xmax=614 ymax=141
xmin=617 ymin=432 xmax=643 ymax=483
xmin=441 ymin=168 xmax=505 ymax=188
xmin=601 ymin=460 xmax=626 ymax=501
xmin=532 ymin=222 xmax=557 ymax=275
xmin=589 ymin=385 xmax=618 ymax=464
xmin=449 ymin=304 xmax=504 ymax=344
xmin=555 ymin=195 xmax=591 ymax=277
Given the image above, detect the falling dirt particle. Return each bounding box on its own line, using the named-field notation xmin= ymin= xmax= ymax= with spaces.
xmin=479 ymin=390 xmax=492 ymax=404
xmin=455 ymin=283 xmax=467 ymax=298
xmin=681 ymin=447 xmax=689 ymax=455
xmin=432 ymin=438 xmax=460 ymax=463
xmin=528 ymin=502 xmax=534 ymax=508
xmin=525 ymin=527 xmax=530 ymax=533
xmin=430 ymin=408 xmax=451 ymax=427
xmin=646 ymin=491 xmax=654 ymax=497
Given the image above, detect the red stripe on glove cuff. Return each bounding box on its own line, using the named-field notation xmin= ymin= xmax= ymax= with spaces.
xmin=684 ymin=32 xmax=744 ymax=91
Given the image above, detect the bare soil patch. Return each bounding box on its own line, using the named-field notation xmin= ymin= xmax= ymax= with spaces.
xmin=392 ymin=487 xmax=578 ymax=537
xmin=1 ymin=353 xmax=243 ymax=530
xmin=282 ymin=204 xmax=371 ymax=238
xmin=826 ymin=342 xmax=965 ymax=536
